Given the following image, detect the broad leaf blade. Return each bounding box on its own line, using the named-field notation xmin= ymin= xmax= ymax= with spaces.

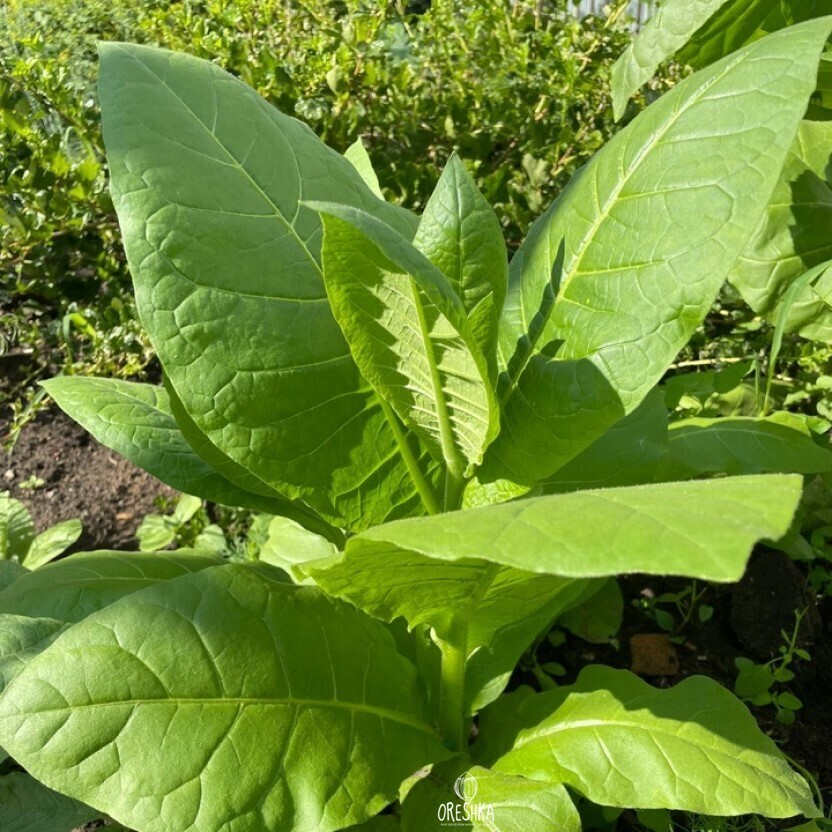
xmin=22 ymin=519 xmax=82 ymax=570
xmin=656 ymin=416 xmax=832 ymax=481
xmin=400 ymin=760 xmax=580 ymax=832
xmin=317 ymin=204 xmax=497 ymax=476
xmin=490 ymin=666 xmax=818 ymax=818
xmin=43 ymin=374 xmax=337 ymax=531
xmin=98 ymin=43 xmax=423 ymax=531
xmin=0 ymin=772 xmax=99 ymax=832
xmin=0 ymin=566 xmax=448 ymax=832
xmin=730 ymin=121 xmax=832 ymax=338
xmin=346 ymin=475 xmax=801 ymax=582
xmin=492 ymin=20 xmax=832 ymax=485
xmin=0 ymin=550 xmax=221 ymax=623
xmin=542 ymin=388 xmax=668 ymax=493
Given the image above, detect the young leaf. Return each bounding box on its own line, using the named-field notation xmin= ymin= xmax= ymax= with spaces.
xmin=0 ymin=493 xmax=35 ymax=561
xmin=97 ymin=43 xmax=426 ymax=531
xmin=42 ymin=377 xmax=332 ymax=530
xmin=413 ymin=153 xmax=508 ymax=321
xmin=400 ymin=760 xmax=580 ymax=832
xmin=344 ymin=138 xmax=383 ymax=197
xmin=0 ymin=550 xmax=222 ymax=623
xmin=0 ymin=772 xmax=99 ymax=832
xmin=491 ymin=20 xmax=832 ymax=485
xmin=0 ymin=566 xmax=449 ymax=832
xmin=559 ymin=578 xmax=623 ymax=644
xmin=656 ymin=416 xmax=832 ymax=481
xmin=23 ymin=519 xmax=82 ymax=570
xmin=730 ymin=121 xmax=832 ymax=339
xmin=610 ymin=0 xmax=730 ymax=120
xmin=338 ymin=475 xmax=801 ymax=583
xmin=488 ymin=666 xmax=818 ymax=818
xmin=315 ymin=203 xmax=498 ymax=478
xmin=258 ymin=516 xmax=337 ymax=581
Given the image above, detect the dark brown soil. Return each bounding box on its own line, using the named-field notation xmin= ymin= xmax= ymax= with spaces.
xmin=2 ymin=406 xmax=175 ymax=552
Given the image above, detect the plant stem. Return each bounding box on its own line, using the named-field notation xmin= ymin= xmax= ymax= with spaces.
xmin=437 ymin=617 xmax=468 ymax=752
xmin=379 ymin=399 xmax=440 ymax=515
xmin=443 ymin=470 xmax=466 ymax=512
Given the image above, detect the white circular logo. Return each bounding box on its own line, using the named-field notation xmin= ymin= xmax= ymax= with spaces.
xmin=453 ymin=771 xmax=478 ymax=801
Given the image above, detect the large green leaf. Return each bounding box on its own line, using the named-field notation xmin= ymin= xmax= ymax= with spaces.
xmin=0 ymin=550 xmax=221 ymax=623
xmin=610 ymin=0 xmax=729 ymax=120
xmin=339 ymin=475 xmax=801 ymax=583
xmin=0 ymin=614 xmax=64 ymax=692
xmin=0 ymin=565 xmax=448 ymax=832
xmin=490 ymin=21 xmax=832 ymax=485
xmin=656 ymin=416 xmax=832 ymax=480
xmin=316 ymin=203 xmax=497 ymax=479
xmin=98 ymin=43 xmax=424 ymax=531
xmin=310 ymin=546 xmax=594 ymax=713
xmin=413 ymin=152 xmax=507 ymax=365
xmin=541 ymin=388 xmax=668 ymax=493
xmin=730 ymin=121 xmax=832 ymax=338
xmin=0 ymin=772 xmax=99 ymax=832
xmin=400 ymin=760 xmax=580 ymax=832
xmin=42 ymin=377 xmax=333 ymax=531
xmin=487 ymin=666 xmax=818 ymax=818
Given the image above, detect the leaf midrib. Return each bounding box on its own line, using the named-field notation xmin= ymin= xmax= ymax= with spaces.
xmin=505 ymin=46 xmax=749 ymax=393
xmin=407 ymin=275 xmax=467 ymax=477
xmin=14 ymin=695 xmax=440 ymax=738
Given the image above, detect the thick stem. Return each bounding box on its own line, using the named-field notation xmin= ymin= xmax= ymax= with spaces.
xmin=443 ymin=470 xmax=466 ymax=513
xmin=437 ymin=617 xmax=468 ymax=752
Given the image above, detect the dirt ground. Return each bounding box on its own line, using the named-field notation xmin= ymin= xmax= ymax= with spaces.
xmin=2 ymin=406 xmax=175 ymax=552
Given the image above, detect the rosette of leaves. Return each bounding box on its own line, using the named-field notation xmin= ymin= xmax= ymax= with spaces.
xmin=2 ymin=18 xmax=832 ymax=832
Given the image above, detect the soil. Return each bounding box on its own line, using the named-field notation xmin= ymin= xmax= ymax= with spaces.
xmin=1 ymin=406 xmax=175 ymax=552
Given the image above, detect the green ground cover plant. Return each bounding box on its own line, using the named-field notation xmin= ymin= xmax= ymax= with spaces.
xmin=1 ymin=12 xmax=832 ymax=829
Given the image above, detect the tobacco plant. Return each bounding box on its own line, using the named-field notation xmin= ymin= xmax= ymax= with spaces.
xmin=1 ymin=17 xmax=831 ymax=832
